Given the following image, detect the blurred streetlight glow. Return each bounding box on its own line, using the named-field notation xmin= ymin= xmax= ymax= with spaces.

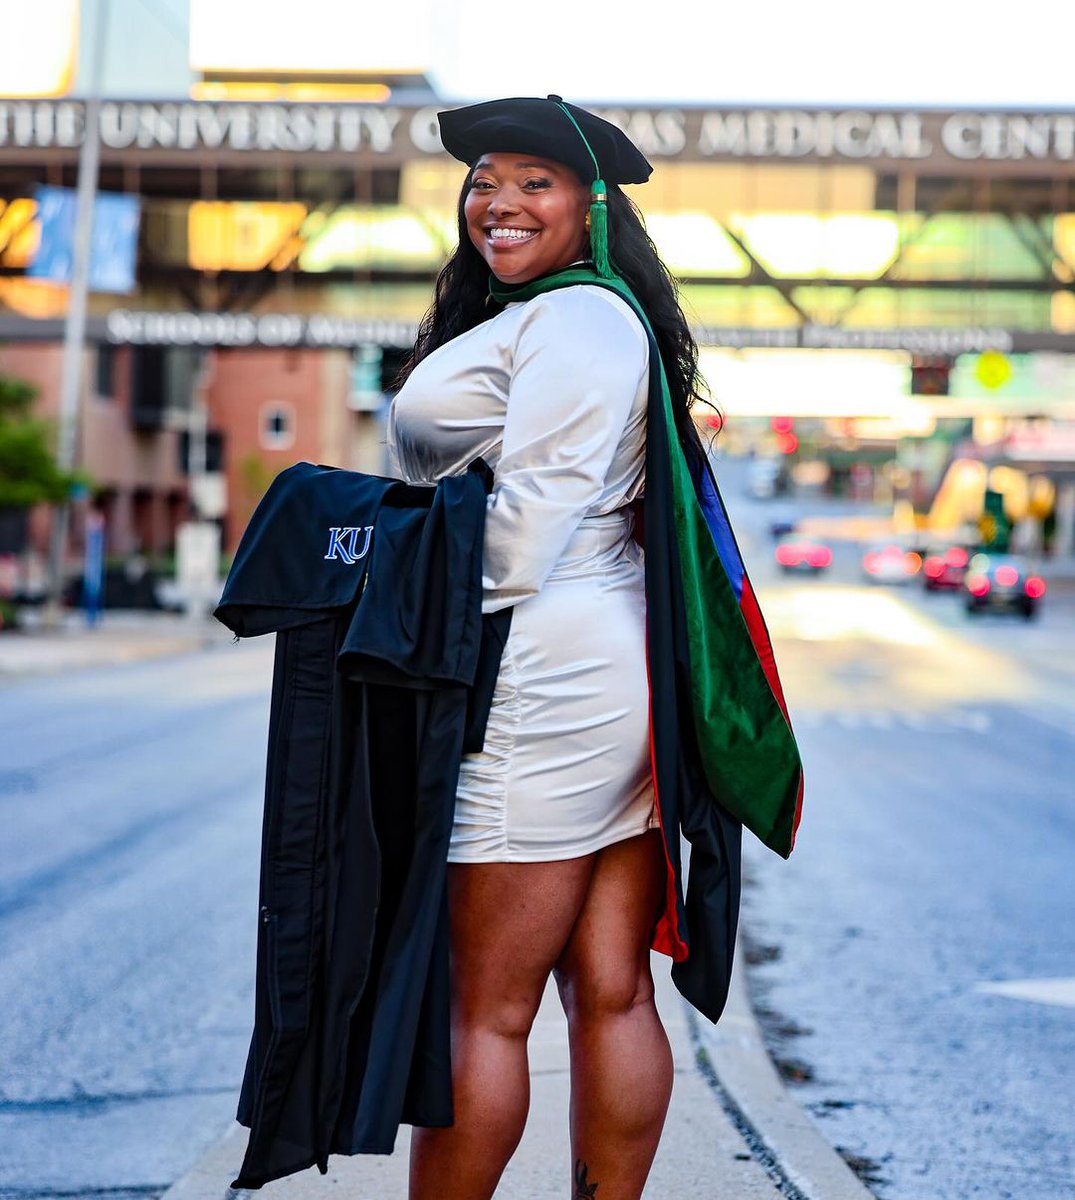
xmin=699 ymin=348 xmax=926 ymax=419
xmin=0 ymin=0 xmax=79 ymax=96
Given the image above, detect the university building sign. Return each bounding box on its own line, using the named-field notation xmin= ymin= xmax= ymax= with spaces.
xmin=3 ymin=99 xmax=1075 ymax=168
xmin=0 ymin=311 xmax=1033 ymax=353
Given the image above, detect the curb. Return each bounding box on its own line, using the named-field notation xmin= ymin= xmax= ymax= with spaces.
xmin=690 ymin=940 xmax=874 ymax=1200
xmin=160 ymin=1122 xmax=248 ymax=1200
xmin=0 ymin=619 xmax=228 ymax=680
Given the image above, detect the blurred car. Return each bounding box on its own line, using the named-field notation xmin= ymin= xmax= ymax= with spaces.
xmin=862 ymin=543 xmax=922 ymax=585
xmin=922 ymin=545 xmax=970 ymax=591
xmin=768 ymin=510 xmax=797 ymax=540
xmin=775 ymin=534 xmax=833 ymax=574
xmin=963 ymin=554 xmax=1047 ymax=619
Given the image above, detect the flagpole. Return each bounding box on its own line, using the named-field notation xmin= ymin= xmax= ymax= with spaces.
xmin=44 ymin=0 xmax=110 ymax=626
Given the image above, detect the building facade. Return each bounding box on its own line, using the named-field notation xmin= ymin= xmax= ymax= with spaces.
xmin=2 ymin=96 xmax=1075 ymax=557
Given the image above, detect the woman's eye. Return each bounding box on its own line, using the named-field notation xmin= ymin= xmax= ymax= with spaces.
xmin=523 ymin=178 xmax=551 ymax=190
xmin=469 ymin=179 xmax=494 ymax=191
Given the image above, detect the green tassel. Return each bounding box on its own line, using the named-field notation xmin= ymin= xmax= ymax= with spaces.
xmin=589 ymin=178 xmax=612 ymax=278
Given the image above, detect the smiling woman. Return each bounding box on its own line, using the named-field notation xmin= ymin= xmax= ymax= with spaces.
xmin=384 ymin=95 xmax=802 ymax=1200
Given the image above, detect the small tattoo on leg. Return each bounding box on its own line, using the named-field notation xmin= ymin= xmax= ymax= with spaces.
xmin=574 ymin=1158 xmax=599 ymax=1197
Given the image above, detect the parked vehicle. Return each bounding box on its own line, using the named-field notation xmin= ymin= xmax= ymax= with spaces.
xmin=963 ymin=554 xmax=1046 ymax=619
xmin=768 ymin=510 xmax=797 ymax=540
xmin=922 ymin=545 xmax=970 ymax=591
xmin=775 ymin=534 xmax=833 ymax=574
xmin=862 ymin=543 xmax=922 ymax=585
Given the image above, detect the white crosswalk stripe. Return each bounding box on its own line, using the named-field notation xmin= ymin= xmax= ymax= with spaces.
xmin=799 ymin=708 xmax=994 ymax=734
xmin=974 ymin=978 xmax=1075 ymax=1009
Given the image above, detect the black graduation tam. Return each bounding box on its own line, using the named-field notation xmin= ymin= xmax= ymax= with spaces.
xmin=437 ymin=95 xmax=652 ymax=186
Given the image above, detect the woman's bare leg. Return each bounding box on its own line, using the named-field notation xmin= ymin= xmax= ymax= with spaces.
xmin=409 ymin=855 xmax=595 ymax=1200
xmin=554 ymin=830 xmax=673 ymax=1199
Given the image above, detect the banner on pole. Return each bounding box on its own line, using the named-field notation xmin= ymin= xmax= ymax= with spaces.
xmin=29 ymin=186 xmax=141 ymax=293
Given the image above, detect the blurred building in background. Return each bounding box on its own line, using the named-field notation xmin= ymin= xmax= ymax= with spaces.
xmin=1 ymin=0 xmax=1074 ymax=567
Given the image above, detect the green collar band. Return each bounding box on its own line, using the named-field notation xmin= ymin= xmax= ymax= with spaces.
xmin=488 ymin=264 xmax=604 ymax=305
xmin=488 ymin=262 xmax=640 ymax=306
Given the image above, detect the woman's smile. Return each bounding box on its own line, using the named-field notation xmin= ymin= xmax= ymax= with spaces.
xmin=484 ymin=225 xmax=541 ymax=249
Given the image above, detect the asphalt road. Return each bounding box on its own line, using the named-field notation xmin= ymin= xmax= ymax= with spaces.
xmin=0 ymin=640 xmax=275 ymax=1199
xmin=724 ymin=464 xmax=1075 ymax=1200
xmin=1 ymin=463 xmax=1072 ymax=1200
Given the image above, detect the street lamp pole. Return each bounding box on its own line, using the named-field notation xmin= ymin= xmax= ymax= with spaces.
xmin=44 ymin=0 xmax=110 ymax=625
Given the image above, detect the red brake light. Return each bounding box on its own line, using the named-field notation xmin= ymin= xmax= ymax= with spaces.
xmin=776 ymin=545 xmax=802 ymax=566
xmin=1025 ymin=576 xmax=1047 ymax=599
xmin=995 ymin=565 xmax=1019 ymax=587
xmin=807 ymin=546 xmax=833 ymax=568
xmin=947 ymin=547 xmax=969 ymax=567
xmin=967 ymin=575 xmax=991 ymax=597
xmin=904 ymin=551 xmax=922 ymax=574
xmin=864 ymin=552 xmax=880 ymax=572
xmin=924 ymin=557 xmax=944 ymax=577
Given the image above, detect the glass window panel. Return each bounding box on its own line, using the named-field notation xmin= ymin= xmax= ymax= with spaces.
xmin=0 ymin=198 xmax=40 ymax=267
xmin=842 ymin=286 xmax=1051 ymax=329
xmin=791 ymin=285 xmax=859 ymax=325
xmin=679 ymin=284 xmax=802 ymax=327
xmin=892 ymin=214 xmax=1047 ymax=281
xmin=736 ymin=214 xmax=899 ymax=278
xmin=188 ymin=201 xmax=308 ymax=271
xmin=1053 ymin=214 xmax=1075 ymax=267
xmin=299 ymin=206 xmax=454 ymax=272
xmin=1052 ymin=291 xmax=1075 ymax=334
xmin=645 ymin=213 xmax=750 ymax=276
xmin=321 ymin=281 xmax=437 ymax=321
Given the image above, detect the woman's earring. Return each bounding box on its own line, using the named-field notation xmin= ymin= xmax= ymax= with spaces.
xmin=584 ymin=210 xmax=591 ymax=233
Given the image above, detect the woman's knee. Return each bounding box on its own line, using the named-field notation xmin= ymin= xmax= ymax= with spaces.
xmin=455 ymin=987 xmax=544 ymax=1042
xmin=557 ymin=957 xmax=656 ymax=1025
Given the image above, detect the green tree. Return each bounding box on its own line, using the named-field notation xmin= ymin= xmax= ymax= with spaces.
xmin=0 ymin=373 xmax=77 ymax=509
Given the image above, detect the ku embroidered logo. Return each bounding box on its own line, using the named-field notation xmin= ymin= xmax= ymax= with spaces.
xmin=323 ymin=525 xmax=374 ymax=564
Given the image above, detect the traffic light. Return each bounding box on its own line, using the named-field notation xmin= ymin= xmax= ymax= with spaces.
xmin=910 ymin=356 xmax=952 ymax=396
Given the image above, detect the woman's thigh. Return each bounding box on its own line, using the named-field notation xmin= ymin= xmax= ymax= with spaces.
xmin=447 ymin=856 xmax=597 ymax=1031
xmin=553 ymin=830 xmax=666 ymax=1015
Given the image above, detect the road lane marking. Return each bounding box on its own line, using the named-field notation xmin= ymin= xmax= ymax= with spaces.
xmin=946 ymin=709 xmax=992 ymax=733
xmin=974 ymin=978 xmax=1075 ymax=1008
xmin=804 ymin=709 xmax=994 ymax=733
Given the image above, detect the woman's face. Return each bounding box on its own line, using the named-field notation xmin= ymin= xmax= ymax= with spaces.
xmin=464 ymin=153 xmax=591 ymax=284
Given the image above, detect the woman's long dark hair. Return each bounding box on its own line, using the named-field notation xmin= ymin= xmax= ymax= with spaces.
xmin=397 ymin=172 xmax=717 ymax=473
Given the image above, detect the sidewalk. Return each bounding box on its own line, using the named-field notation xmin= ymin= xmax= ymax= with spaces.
xmin=163 ymin=946 xmax=873 ymax=1200
xmin=0 ymin=609 xmax=230 ymax=679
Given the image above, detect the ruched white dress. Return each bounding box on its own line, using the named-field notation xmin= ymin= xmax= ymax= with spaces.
xmin=386 ymin=283 xmax=658 ymax=862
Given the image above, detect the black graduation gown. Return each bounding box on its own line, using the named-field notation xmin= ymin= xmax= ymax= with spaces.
xmin=214 ymin=459 xmax=507 ymax=1189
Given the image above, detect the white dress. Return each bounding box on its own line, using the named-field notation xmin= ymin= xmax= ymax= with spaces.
xmin=386 ymin=284 xmax=658 ymax=862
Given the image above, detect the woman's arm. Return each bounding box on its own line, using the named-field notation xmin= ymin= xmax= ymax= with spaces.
xmin=482 ymin=288 xmax=648 ymax=613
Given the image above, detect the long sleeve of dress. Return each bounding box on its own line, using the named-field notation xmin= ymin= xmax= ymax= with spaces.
xmin=481 ymin=289 xmax=648 ymax=614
